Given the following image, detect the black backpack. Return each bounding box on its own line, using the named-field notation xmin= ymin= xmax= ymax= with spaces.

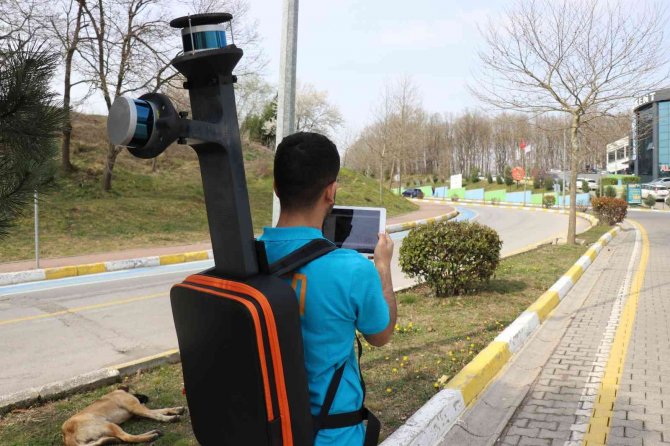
xmin=171 ymin=238 xmax=380 ymax=445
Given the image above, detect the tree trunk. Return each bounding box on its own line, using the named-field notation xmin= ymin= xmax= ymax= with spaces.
xmin=60 ymin=2 xmax=83 ymax=173
xmin=379 ymin=156 xmax=384 ymax=205
xmin=567 ymin=115 xmax=580 ymax=245
xmin=103 ymin=143 xmax=122 ymax=191
xmin=62 ymin=122 xmax=74 ymax=172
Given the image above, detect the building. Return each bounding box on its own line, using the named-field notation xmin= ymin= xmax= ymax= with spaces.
xmin=633 ymin=88 xmax=670 ymax=182
xmin=606 ymin=136 xmax=632 ymax=174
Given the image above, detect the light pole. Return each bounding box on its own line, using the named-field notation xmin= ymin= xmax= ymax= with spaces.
xmin=272 ymin=0 xmax=299 ymax=226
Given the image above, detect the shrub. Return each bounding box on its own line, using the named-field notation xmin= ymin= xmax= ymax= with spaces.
xmin=490 ymin=197 xmax=500 ymax=205
xmin=600 ymin=177 xmax=618 ymax=186
xmin=399 ymin=221 xmax=502 ymax=296
xmin=542 ymin=195 xmax=556 ymax=208
xmin=591 ymin=197 xmax=627 ymax=225
xmin=487 ymin=172 xmax=493 ymax=184
xmin=595 ymin=188 xmax=601 ymax=198
xmin=581 ymin=180 xmax=590 ymax=193
xmin=604 ymin=185 xmax=617 ymax=197
xmin=533 ymin=176 xmax=542 ymax=190
xmin=544 ymin=176 xmax=555 ymax=191
xmin=470 ymin=169 xmax=480 ymax=183
xmin=644 ymin=194 xmax=656 ymax=208
xmin=622 ymin=175 xmax=641 ymax=184
xmin=503 ymin=166 xmax=513 ymax=186
xmin=496 ymin=174 xmax=503 ymax=184
xmin=450 ymin=194 xmax=460 ymax=202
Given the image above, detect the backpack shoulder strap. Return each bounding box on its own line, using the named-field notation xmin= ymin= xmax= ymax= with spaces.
xmin=263 ymin=238 xmax=336 ymax=277
xmin=312 ymin=336 xmax=381 ymax=445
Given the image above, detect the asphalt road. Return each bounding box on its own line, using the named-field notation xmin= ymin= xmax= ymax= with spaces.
xmin=0 ymin=205 xmax=590 ymax=397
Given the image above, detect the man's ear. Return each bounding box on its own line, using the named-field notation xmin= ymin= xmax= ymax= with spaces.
xmin=324 ymin=181 xmax=337 ymax=205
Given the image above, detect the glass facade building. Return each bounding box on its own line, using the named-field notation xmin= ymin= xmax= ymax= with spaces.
xmin=633 ymin=89 xmax=670 ymax=182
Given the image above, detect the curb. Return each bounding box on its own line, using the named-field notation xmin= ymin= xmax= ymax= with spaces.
xmin=380 ymin=225 xmax=621 ymax=446
xmin=0 ymin=212 xmax=459 ymax=288
xmin=417 ymin=197 xmax=600 ymax=227
xmin=0 ymin=350 xmax=180 ymax=416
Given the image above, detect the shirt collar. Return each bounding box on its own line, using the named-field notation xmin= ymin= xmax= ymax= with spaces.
xmin=261 ymin=226 xmax=325 ymax=241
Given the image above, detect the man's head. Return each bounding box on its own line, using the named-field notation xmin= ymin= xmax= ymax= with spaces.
xmin=274 ymin=132 xmax=340 ymax=215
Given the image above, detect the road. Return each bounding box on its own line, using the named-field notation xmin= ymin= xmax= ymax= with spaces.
xmin=0 ymin=204 xmax=589 ymax=397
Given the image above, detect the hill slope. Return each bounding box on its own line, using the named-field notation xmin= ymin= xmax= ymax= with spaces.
xmin=0 ymin=114 xmax=417 ymax=262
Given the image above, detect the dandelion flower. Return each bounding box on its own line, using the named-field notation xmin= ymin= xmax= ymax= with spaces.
xmin=386 ymin=388 xmax=392 ymax=393
xmin=402 ymin=356 xmax=408 ymax=361
xmin=392 ymin=368 xmax=398 ymax=373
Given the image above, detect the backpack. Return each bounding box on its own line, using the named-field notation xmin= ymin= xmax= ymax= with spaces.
xmin=171 ymin=238 xmax=381 ymax=445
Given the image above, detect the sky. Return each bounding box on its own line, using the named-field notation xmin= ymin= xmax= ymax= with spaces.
xmin=244 ymin=0 xmax=503 ymax=143
xmin=74 ymin=0 xmax=505 ymax=144
xmin=72 ymin=0 xmax=670 ymax=146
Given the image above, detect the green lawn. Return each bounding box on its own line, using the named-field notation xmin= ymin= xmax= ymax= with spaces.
xmin=1 ymin=143 xmax=416 ymax=262
xmin=0 ymin=223 xmax=612 ymax=444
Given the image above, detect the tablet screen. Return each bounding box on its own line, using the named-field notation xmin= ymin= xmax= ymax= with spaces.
xmin=322 ymin=206 xmax=386 ymax=253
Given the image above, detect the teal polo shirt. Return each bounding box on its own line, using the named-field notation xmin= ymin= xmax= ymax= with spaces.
xmin=259 ymin=226 xmax=389 ymax=446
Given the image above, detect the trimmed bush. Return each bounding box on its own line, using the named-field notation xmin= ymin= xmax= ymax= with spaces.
xmin=544 ymin=176 xmax=555 ymax=191
xmin=542 ymin=195 xmax=556 ymax=208
xmin=470 ymin=169 xmax=480 ymax=183
xmin=592 ymin=197 xmax=627 ymax=225
xmin=450 ymin=194 xmax=459 ymax=202
xmin=600 ymin=177 xmax=618 ymax=186
xmin=533 ymin=176 xmax=542 ymax=189
xmin=604 ymin=185 xmax=617 ymax=197
xmin=581 ymin=180 xmax=590 ymax=193
xmin=496 ymin=174 xmax=503 ymax=184
xmin=622 ymin=175 xmax=641 ymax=184
xmin=487 ymin=172 xmax=493 ymax=184
xmin=644 ymin=194 xmax=656 ymax=208
xmin=503 ymin=166 xmax=513 ymax=186
xmin=399 ymin=221 xmax=502 ymax=296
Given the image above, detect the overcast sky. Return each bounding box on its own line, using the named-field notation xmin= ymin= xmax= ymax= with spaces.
xmin=246 ymin=0 xmax=503 ymax=143
xmin=73 ymin=0 xmax=669 ymax=146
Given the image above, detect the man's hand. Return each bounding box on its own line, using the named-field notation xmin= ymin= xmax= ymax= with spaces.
xmin=365 ymin=232 xmax=396 ymax=347
xmin=374 ymin=232 xmax=394 ymax=266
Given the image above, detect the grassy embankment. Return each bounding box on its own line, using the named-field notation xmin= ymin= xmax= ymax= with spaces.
xmin=0 ymin=223 xmax=612 ymax=444
xmin=0 ymin=113 xmax=417 ymax=262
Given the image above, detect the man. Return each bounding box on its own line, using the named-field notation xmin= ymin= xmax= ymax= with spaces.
xmin=259 ymin=132 xmax=396 ymax=445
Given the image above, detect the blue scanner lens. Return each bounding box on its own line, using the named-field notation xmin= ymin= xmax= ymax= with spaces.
xmin=129 ymin=99 xmax=154 ymax=148
xmin=182 ymin=30 xmax=227 ymax=52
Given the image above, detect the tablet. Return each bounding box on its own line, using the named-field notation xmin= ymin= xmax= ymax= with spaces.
xmin=322 ymin=206 xmax=387 ymax=254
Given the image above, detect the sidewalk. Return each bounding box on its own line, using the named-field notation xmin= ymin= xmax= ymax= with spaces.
xmin=441 ymin=214 xmax=665 ymax=446
xmin=0 ymin=203 xmax=452 ymax=274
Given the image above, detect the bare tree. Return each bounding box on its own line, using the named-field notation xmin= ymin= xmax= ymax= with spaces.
xmin=363 ymin=84 xmax=395 ymax=204
xmin=48 ymin=0 xmax=86 ymax=173
xmin=472 ymin=0 xmax=668 ymax=243
xmin=295 ymin=82 xmax=343 ymax=137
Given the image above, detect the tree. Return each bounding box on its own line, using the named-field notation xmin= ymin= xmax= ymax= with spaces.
xmin=295 ymin=82 xmax=343 ymax=137
xmin=0 ymin=43 xmax=65 ymax=238
xmin=473 ymin=0 xmax=668 ymax=243
xmin=503 ymin=166 xmax=514 ymax=186
xmin=48 ymin=0 xmax=86 ymax=173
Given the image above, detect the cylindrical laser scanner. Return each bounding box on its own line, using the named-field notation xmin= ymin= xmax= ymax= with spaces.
xmin=107 ymin=97 xmax=156 ymax=148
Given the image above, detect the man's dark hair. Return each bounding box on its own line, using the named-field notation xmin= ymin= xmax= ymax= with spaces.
xmin=274 ymin=132 xmax=340 ymax=211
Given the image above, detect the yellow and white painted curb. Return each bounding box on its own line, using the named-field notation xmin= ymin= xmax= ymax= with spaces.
xmin=0 ymin=250 xmax=215 ymax=286
xmin=418 ymin=196 xmax=600 ymax=227
xmin=0 ymin=212 xmax=459 ymax=287
xmin=381 ymin=226 xmax=621 ymax=446
xmin=0 ymin=349 xmax=181 ymax=415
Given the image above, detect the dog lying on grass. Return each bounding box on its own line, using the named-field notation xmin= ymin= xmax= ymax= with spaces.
xmin=61 ymin=385 xmax=185 ymax=445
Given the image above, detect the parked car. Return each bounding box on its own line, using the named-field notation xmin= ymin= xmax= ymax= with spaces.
xmin=402 ymin=188 xmax=425 ymax=199
xmin=650 ymin=177 xmax=670 ymax=186
xmin=641 ymin=183 xmax=669 ymax=201
xmin=576 ymin=178 xmax=598 ymax=191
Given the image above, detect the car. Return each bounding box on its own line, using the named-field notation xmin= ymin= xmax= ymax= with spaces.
xmin=641 ymin=183 xmax=669 ymax=201
xmin=402 ymin=188 xmax=425 ymax=199
xmin=576 ymin=178 xmax=598 ymax=191
xmin=650 ymin=177 xmax=670 ymax=186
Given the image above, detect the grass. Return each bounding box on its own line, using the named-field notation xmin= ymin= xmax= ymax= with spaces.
xmin=0 ymin=223 xmax=613 ymax=444
xmin=0 ymin=114 xmax=417 ymax=262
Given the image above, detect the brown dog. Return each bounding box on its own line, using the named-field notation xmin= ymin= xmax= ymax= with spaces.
xmin=61 ymin=385 xmax=185 ymax=446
